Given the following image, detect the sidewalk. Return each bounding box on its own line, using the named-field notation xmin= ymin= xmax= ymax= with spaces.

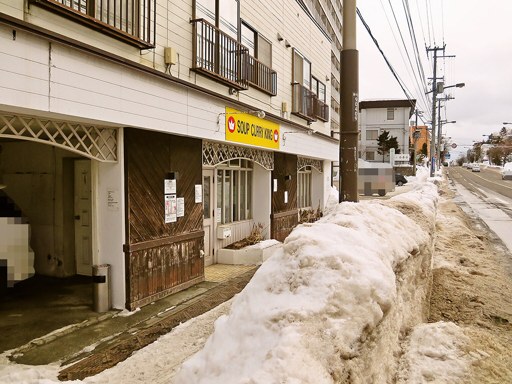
xmin=4 ymin=264 xmax=257 ymax=381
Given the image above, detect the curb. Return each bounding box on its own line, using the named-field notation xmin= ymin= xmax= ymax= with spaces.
xmin=58 ymin=267 xmax=257 ymax=381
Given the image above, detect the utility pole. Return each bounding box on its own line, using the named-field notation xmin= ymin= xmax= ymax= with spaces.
xmin=436 ymin=96 xmax=454 ymax=166
xmin=413 ymin=109 xmax=422 ymax=175
xmin=426 ymin=45 xmax=444 ymax=177
xmin=340 ymin=0 xmax=359 ymax=202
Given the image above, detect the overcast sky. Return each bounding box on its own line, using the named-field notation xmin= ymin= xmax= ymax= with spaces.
xmin=356 ymin=0 xmax=512 ymax=159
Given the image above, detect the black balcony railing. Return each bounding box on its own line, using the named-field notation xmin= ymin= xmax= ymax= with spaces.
xmin=192 ymin=19 xmax=276 ymax=95
xmin=244 ymin=55 xmax=277 ymax=96
xmin=291 ymin=83 xmax=316 ymax=122
xmin=31 ymin=0 xmax=156 ymax=48
xmin=314 ymin=98 xmax=329 ymax=122
xmin=192 ymin=18 xmax=248 ymax=90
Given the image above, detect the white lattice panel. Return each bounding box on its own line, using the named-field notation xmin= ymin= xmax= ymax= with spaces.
xmin=298 ymin=156 xmax=323 ymax=172
xmin=203 ymin=141 xmax=274 ymax=170
xmin=0 ymin=113 xmax=117 ymax=162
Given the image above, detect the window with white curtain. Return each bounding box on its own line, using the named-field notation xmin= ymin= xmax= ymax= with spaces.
xmin=298 ymin=166 xmax=312 ymax=209
xmin=216 ymin=159 xmax=252 ymax=223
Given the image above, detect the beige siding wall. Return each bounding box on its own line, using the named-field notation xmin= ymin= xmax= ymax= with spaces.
xmin=2 ymin=0 xmax=331 ymax=136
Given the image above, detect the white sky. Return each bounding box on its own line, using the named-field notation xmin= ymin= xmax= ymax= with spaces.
xmin=0 ymin=168 xmax=474 ymax=383
xmin=357 ymin=0 xmax=512 ymax=159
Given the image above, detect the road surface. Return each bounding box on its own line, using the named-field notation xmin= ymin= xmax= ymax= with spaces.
xmin=447 ymin=165 xmax=512 ymax=252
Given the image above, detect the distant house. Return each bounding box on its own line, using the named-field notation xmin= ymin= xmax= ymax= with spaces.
xmin=359 ymin=99 xmax=416 ymax=162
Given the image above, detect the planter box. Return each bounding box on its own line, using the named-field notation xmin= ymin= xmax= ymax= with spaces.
xmin=217 ymin=240 xmax=281 ymax=265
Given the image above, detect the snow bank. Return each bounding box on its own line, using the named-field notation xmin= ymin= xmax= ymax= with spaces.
xmin=173 ymin=174 xmax=437 ymax=384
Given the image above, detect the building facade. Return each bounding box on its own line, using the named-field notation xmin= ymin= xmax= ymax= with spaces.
xmin=0 ymin=0 xmax=338 ymax=309
xmin=410 ymin=125 xmax=430 ymax=160
xmin=358 ymin=99 xmax=416 ymax=162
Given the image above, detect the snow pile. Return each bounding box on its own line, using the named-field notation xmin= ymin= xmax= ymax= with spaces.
xmin=397 ymin=322 xmax=470 ymax=383
xmin=173 ymin=177 xmax=435 ymax=384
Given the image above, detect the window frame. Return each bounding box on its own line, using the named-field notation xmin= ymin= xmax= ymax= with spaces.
xmin=366 ymin=129 xmax=379 ymax=140
xmin=241 ymin=21 xmax=272 ymax=68
xmin=292 ymin=49 xmax=312 ymax=89
xmin=312 ymin=76 xmax=326 ymax=102
xmin=387 ymin=108 xmax=395 ymax=120
xmin=298 ymin=166 xmax=312 ymax=209
xmin=216 ymin=159 xmax=253 ymax=224
xmin=194 ymin=0 xmax=240 ymax=35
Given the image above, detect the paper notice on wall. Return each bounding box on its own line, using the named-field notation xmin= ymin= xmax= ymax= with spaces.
xmin=164 ymin=179 xmax=176 ymax=194
xmin=273 ymin=179 xmax=278 ymax=192
xmin=177 ymin=197 xmax=185 ymax=217
xmin=284 ymin=191 xmax=288 ymax=204
xmin=165 ymin=194 xmax=177 ymax=223
xmin=215 ymin=207 xmax=222 ymax=223
xmin=195 ymin=185 xmax=202 ymax=203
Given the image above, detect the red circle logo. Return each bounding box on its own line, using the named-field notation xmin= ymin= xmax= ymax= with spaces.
xmin=227 ymin=116 xmax=236 ymax=133
xmin=274 ymin=130 xmax=279 ymax=142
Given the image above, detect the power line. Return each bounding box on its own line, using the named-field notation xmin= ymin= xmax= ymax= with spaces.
xmin=356 ymin=8 xmax=415 ymax=105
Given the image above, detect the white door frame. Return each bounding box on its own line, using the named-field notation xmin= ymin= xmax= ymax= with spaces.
xmin=74 ymin=159 xmax=95 ymax=275
xmin=202 ymin=168 xmax=215 ymax=266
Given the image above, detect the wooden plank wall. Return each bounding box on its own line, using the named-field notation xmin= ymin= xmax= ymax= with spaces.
xmin=124 ymin=128 xmax=204 ymax=310
xmin=271 ymin=153 xmax=298 ymax=242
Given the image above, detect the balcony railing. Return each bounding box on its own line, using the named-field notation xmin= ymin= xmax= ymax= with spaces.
xmin=314 ymin=98 xmax=329 ymax=122
xmin=191 ymin=19 xmax=276 ymax=94
xmin=244 ymin=55 xmax=277 ymax=96
xmin=192 ymin=18 xmax=248 ymax=90
xmin=31 ymin=0 xmax=156 ymax=48
xmin=291 ymin=83 xmax=316 ymax=122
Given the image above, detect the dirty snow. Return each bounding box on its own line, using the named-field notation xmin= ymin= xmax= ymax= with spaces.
xmin=1 ymin=166 xmax=511 ymax=383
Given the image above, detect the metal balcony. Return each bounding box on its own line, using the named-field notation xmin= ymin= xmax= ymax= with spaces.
xmin=291 ymin=83 xmax=317 ymax=122
xmin=244 ymin=55 xmax=277 ymax=96
xmin=192 ymin=19 xmax=276 ymax=95
xmin=314 ymin=98 xmax=329 ymax=122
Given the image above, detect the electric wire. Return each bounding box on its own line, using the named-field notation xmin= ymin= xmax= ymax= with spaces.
xmin=356 ymin=8 xmax=417 ymax=113
xmin=402 ymin=0 xmax=431 ymax=115
xmin=377 ymin=1 xmax=431 ymax=117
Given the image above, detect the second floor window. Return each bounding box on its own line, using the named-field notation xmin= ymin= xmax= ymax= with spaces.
xmin=195 ymin=0 xmax=239 ymax=39
xmin=387 ymin=108 xmax=395 ymax=120
xmin=241 ymin=22 xmax=272 ymax=68
xmin=366 ymin=129 xmax=379 ymax=140
xmin=293 ymin=49 xmax=311 ymax=89
xmin=311 ymin=77 xmax=326 ymax=102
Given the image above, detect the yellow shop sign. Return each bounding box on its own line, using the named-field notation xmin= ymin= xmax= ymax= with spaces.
xmin=225 ymin=107 xmax=280 ymax=149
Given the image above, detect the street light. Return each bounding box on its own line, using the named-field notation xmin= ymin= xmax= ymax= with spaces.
xmin=438 ymin=83 xmax=466 ymax=93
xmin=426 ymin=82 xmax=465 ymax=176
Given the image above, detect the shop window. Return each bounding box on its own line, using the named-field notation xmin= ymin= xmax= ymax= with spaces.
xmin=216 ymin=159 xmax=252 ymax=223
xmin=298 ymin=166 xmax=312 ymax=209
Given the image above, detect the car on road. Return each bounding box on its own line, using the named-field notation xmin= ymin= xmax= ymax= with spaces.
xmin=395 ymin=173 xmax=408 ymax=186
xmin=502 ymin=165 xmax=512 ymax=180
xmin=472 ymin=165 xmax=481 ymax=172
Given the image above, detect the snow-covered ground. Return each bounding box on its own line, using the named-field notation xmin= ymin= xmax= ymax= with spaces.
xmin=1 ymin=167 xmax=509 ymax=383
